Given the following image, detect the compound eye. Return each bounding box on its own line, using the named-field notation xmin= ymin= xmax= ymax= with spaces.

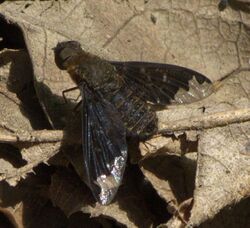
xmin=53 ymin=41 xmax=82 ymax=70
xmin=54 ymin=47 xmax=74 ymax=69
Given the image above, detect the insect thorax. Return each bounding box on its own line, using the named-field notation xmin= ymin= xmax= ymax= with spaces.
xmin=69 ymin=53 xmax=121 ymax=91
xmin=69 ymin=54 xmax=158 ymax=136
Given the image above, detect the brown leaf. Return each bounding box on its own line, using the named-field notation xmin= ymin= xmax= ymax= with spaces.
xmin=0 ymin=0 xmax=250 ymax=226
xmin=50 ymin=168 xmax=155 ymax=227
xmin=189 ymin=121 xmax=250 ymax=226
xmin=0 ymin=49 xmax=60 ymax=186
xmin=154 ymin=72 xmax=250 ymax=226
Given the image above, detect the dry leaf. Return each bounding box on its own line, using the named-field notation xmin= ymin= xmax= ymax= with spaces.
xmin=0 ymin=0 xmax=250 ymax=227
xmin=0 ymin=49 xmax=61 ymax=186
xmin=50 ymin=168 xmax=155 ymax=227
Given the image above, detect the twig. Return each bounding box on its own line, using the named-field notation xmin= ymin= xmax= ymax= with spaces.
xmin=0 ymin=129 xmax=64 ymax=143
xmin=0 ymin=108 xmax=249 ymax=144
xmin=0 ymin=144 xmax=61 ymax=183
xmin=158 ymin=108 xmax=250 ymax=132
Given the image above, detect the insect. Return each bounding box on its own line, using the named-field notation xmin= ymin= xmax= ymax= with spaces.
xmin=218 ymin=0 xmax=229 ymax=10
xmin=218 ymin=0 xmax=250 ymax=12
xmin=53 ymin=41 xmax=213 ymax=205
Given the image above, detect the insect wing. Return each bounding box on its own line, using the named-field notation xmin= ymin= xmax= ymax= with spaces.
xmin=111 ymin=61 xmax=213 ymax=105
xmin=81 ymin=86 xmax=127 ymax=205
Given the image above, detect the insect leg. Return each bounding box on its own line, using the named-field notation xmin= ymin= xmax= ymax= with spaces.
xmin=73 ymin=100 xmax=82 ymax=113
xmin=62 ymin=86 xmax=79 ymax=103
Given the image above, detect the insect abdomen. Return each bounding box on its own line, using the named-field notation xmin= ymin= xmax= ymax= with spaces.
xmin=110 ymin=86 xmax=157 ymax=136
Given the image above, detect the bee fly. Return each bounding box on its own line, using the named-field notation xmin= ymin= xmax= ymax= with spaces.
xmin=54 ymin=41 xmax=213 ymax=205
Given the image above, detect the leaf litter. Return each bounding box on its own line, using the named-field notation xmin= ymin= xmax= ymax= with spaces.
xmin=0 ymin=0 xmax=250 ymax=227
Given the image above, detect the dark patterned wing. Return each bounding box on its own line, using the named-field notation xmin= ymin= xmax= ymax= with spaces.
xmin=81 ymin=85 xmax=127 ymax=205
xmin=111 ymin=61 xmax=213 ymax=105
